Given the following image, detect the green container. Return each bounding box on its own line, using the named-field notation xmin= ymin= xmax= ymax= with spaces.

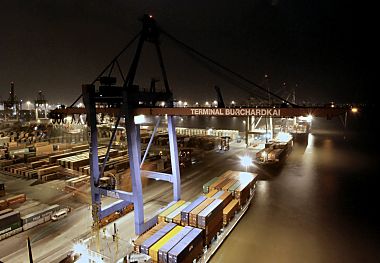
xmin=202 ymin=177 xmax=219 ymax=193
xmin=228 ymin=181 xmax=241 ymax=196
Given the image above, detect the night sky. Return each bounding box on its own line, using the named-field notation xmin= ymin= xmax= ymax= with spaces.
xmin=0 ymin=0 xmax=372 ymax=105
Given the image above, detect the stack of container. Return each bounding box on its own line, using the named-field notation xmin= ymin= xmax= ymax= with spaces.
xmin=135 ymin=223 xmax=204 ymax=263
xmin=158 ymin=201 xmax=186 ymax=223
xmin=0 ymin=210 xmax=22 ymax=240
xmin=202 ymin=170 xmax=258 ymax=225
xmin=6 ymin=194 xmax=26 ymax=206
xmin=181 ymin=196 xmax=206 ymax=226
xmin=21 ymin=204 xmax=60 ymax=230
xmin=197 ymin=199 xmax=223 ymax=245
xmin=134 ymin=222 xmax=168 ymax=253
xmin=188 ymin=198 xmax=214 ymax=227
xmin=133 ymin=170 xmax=258 ymax=262
xmin=167 ymin=228 xmax=203 ymax=263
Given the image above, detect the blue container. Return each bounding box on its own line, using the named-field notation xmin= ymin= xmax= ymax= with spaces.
xmin=140 ymin=222 xmax=177 ymax=255
xmin=180 ymin=196 xmax=206 ymax=225
xmin=158 ymin=226 xmax=193 ymax=263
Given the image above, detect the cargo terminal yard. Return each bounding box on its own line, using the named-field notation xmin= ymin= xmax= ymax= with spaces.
xmin=1 ymin=10 xmax=377 ymax=263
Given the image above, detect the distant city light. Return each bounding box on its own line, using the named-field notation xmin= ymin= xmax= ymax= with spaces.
xmin=184 ymin=101 xmax=188 ymax=107
xmin=231 ymin=100 xmax=235 ymax=105
xmin=351 ymin=107 xmax=358 ymax=113
xmin=195 ymin=102 xmax=199 ymax=106
xmin=205 ymin=101 xmax=210 ymax=106
xmin=161 ymin=101 xmax=165 ymax=107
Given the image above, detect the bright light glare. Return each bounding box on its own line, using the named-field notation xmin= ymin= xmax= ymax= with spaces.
xmin=276 ymin=132 xmax=292 ymax=142
xmin=134 ymin=114 xmax=145 ymax=124
xmin=73 ymin=243 xmax=87 ymax=255
xmin=240 ymin=155 xmax=252 ymax=168
xmin=65 ymin=116 xmax=72 ymax=123
xmin=351 ymin=107 xmax=358 ymax=113
xmin=306 ymin=114 xmax=313 ymax=122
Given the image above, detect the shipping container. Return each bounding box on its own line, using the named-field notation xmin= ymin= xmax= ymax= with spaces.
xmin=0 ymin=208 xmax=13 ymax=217
xmin=0 ymin=211 xmax=21 ymax=235
xmin=227 ymin=181 xmax=241 ymax=196
xmin=0 ymin=226 xmax=22 ymax=241
xmin=217 ymin=191 xmax=233 ymax=209
xmin=235 ymin=180 xmax=252 ymax=207
xmin=165 ymin=202 xmax=190 ymax=223
xmin=158 ymin=226 xmax=193 ymax=263
xmin=134 ymin=222 xmax=168 ymax=253
xmin=158 ymin=201 xmax=186 ymax=223
xmin=149 ymin=226 xmax=183 ymax=262
xmin=197 ymin=199 xmax=223 ymax=229
xmin=203 ymin=217 xmax=223 ymax=246
xmin=6 ymin=194 xmax=26 ymax=205
xmin=189 ymin=198 xmax=214 ymax=227
xmin=205 ymin=189 xmax=218 ymax=198
xmin=0 ymin=200 xmax=8 ymax=210
xmin=202 ymin=177 xmax=219 ymax=193
xmin=180 ymin=196 xmax=206 ymax=226
xmin=215 ymin=178 xmax=233 ymax=190
xmin=21 ymin=204 xmax=60 ymax=225
xmin=223 ymin=199 xmax=239 ymax=226
xmin=221 ymin=179 xmax=237 ymax=191
xmin=140 ymin=223 xmax=177 ymax=255
xmin=167 ymin=228 xmax=203 ymax=263
xmin=208 ymin=177 xmax=224 ymax=191
xmin=172 ymin=214 xmax=181 ymax=225
xmin=211 ymin=190 xmax=225 ymax=200
xmin=0 ymin=181 xmax=5 ymax=197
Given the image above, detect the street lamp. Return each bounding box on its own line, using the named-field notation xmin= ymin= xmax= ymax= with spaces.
xmin=240 ymin=155 xmax=252 ymax=172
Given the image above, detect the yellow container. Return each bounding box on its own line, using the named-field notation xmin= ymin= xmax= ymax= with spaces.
xmin=158 ymin=200 xmax=186 ymax=223
xmin=206 ymin=189 xmax=218 ymax=198
xmin=149 ymin=226 xmax=183 ymax=262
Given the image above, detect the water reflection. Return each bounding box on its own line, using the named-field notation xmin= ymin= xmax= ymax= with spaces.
xmin=211 ymin=120 xmax=380 ymax=263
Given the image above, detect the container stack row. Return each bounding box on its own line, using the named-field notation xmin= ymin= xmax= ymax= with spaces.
xmin=134 ymin=170 xmax=258 ymax=263
xmin=0 ymin=203 xmax=61 ymax=241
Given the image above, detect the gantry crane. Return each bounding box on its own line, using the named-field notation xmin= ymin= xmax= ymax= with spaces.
xmin=49 ymin=15 xmax=351 ymax=237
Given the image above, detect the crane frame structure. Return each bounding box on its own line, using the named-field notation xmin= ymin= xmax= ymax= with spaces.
xmin=48 ymin=15 xmax=349 ymax=236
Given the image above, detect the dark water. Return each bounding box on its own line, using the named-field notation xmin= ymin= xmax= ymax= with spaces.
xmin=209 ymin=111 xmax=380 ymax=262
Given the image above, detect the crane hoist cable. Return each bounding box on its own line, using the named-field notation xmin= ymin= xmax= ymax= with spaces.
xmin=68 ymin=31 xmax=142 ymax=108
xmin=160 ymin=29 xmax=298 ymax=107
xmin=176 ymin=45 xmax=269 ymax=102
